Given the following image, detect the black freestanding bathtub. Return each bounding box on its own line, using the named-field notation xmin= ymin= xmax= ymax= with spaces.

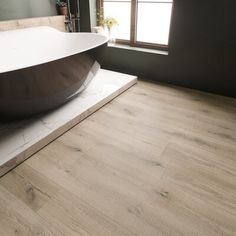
xmin=0 ymin=26 xmax=108 ymax=117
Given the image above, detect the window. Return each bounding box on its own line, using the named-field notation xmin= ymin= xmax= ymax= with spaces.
xmin=97 ymin=0 xmax=173 ymax=50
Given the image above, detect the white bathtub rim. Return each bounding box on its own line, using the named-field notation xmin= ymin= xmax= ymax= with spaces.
xmin=0 ymin=26 xmax=108 ymax=73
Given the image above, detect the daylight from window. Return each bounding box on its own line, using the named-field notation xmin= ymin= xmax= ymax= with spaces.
xmin=103 ymin=0 xmax=173 ymax=45
xmin=103 ymin=1 xmax=131 ymax=40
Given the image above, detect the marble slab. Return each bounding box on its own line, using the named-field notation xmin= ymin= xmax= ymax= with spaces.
xmin=0 ymin=69 xmax=137 ymax=177
xmin=0 ymin=16 xmax=66 ymax=32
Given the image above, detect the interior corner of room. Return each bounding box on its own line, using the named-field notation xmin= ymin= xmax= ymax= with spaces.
xmin=90 ymin=0 xmax=236 ymax=99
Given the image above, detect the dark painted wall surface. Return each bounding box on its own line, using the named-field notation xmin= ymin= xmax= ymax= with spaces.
xmin=79 ymin=0 xmax=91 ymax=32
xmin=0 ymin=0 xmax=57 ymax=21
xmin=94 ymin=0 xmax=236 ymax=98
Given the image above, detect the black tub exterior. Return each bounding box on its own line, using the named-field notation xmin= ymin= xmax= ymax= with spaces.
xmin=0 ymin=53 xmax=100 ymax=117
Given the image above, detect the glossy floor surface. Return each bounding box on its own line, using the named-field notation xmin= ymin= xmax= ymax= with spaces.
xmin=0 ymin=80 xmax=235 ymax=235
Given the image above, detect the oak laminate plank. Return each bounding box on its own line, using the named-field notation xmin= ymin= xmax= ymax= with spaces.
xmin=160 ymin=144 xmax=236 ymax=216
xmin=1 ymin=80 xmax=236 ymax=235
xmin=0 ymin=163 xmax=59 ymax=212
xmin=85 ymin=100 xmax=236 ymax=161
xmin=0 ymin=185 xmax=63 ymax=236
xmin=38 ymin=189 xmax=137 ymax=236
xmin=100 ymin=94 xmax=236 ymax=157
xmin=54 ymin=135 xmax=166 ymax=188
xmin=26 ymin=152 xmax=184 ymax=236
xmin=138 ymin=80 xmax=236 ymax=108
xmin=26 ymin=141 xmax=233 ymax=236
xmin=27 ymin=81 xmax=236 ymax=236
xmin=109 ymin=85 xmax=236 ymax=133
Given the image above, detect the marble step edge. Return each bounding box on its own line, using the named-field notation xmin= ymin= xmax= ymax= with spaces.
xmin=0 ymin=75 xmax=137 ymax=177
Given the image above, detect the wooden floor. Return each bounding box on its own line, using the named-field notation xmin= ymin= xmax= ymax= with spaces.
xmin=0 ymin=80 xmax=236 ymax=236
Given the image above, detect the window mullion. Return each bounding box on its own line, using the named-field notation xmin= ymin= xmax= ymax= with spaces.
xmin=96 ymin=0 xmax=104 ymax=26
xmin=130 ymin=0 xmax=138 ymax=46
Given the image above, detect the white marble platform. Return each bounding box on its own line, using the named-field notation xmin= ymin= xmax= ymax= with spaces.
xmin=0 ymin=69 xmax=137 ymax=177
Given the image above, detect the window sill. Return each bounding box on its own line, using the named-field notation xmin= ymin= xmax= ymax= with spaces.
xmin=107 ymin=43 xmax=169 ymax=56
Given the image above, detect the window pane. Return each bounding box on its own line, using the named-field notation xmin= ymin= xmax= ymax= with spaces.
xmin=137 ymin=2 xmax=173 ymax=45
xmin=103 ymin=1 xmax=131 ymax=40
xmin=138 ymin=0 xmax=172 ymax=2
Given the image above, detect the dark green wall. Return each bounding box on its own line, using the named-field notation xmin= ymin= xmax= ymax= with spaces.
xmin=0 ymin=0 xmax=57 ymax=21
xmin=79 ymin=0 xmax=91 ymax=32
xmin=93 ymin=0 xmax=236 ymax=98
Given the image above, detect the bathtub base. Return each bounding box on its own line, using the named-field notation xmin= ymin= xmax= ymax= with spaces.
xmin=0 ymin=53 xmax=99 ymax=117
xmin=0 ymin=69 xmax=137 ymax=177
